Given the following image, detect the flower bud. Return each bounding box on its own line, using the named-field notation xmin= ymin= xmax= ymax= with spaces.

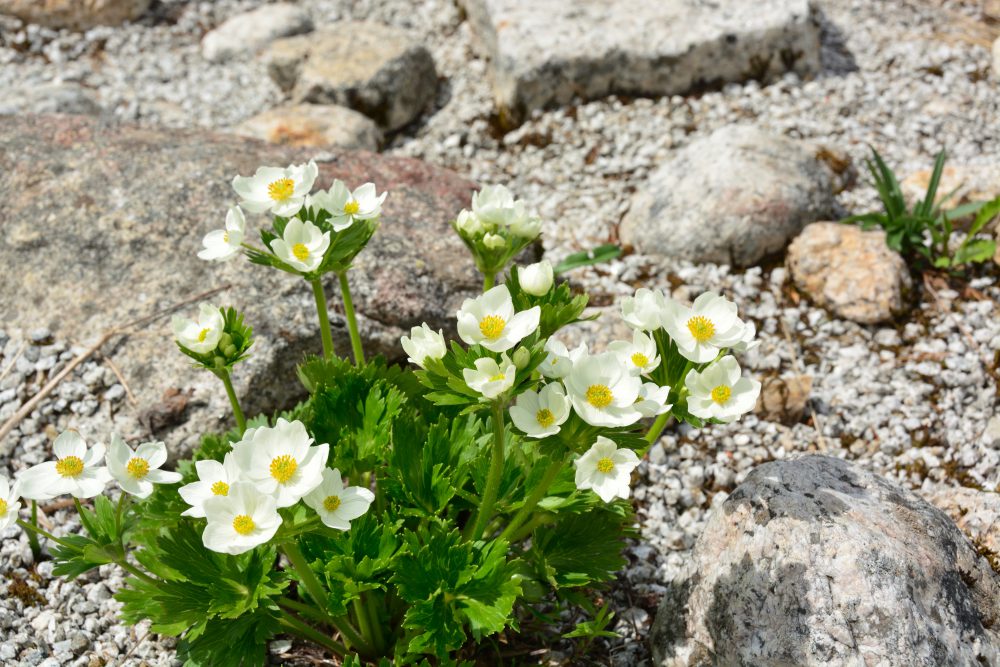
xmin=483 ymin=233 xmax=506 ymax=250
xmin=455 ymin=209 xmax=484 ymax=236
xmin=519 ymin=260 xmax=554 ymax=296
xmin=400 ymin=323 xmax=447 ymax=369
xmin=512 ymin=346 xmax=531 ymax=370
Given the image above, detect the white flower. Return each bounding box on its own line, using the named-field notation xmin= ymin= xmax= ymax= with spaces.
xmin=231 ymin=160 xmax=318 ymax=218
xmin=178 ymin=454 xmax=243 ymax=518
xmin=509 ymin=382 xmax=571 ymax=438
xmin=731 ymin=321 xmax=760 ymax=354
xmin=302 ymin=468 xmax=374 ymax=530
xmin=684 ymin=356 xmax=760 ymax=423
xmin=106 ymin=435 xmax=181 ymax=499
xmin=172 ymin=303 xmax=224 ymax=355
xmin=519 ymin=260 xmax=554 ymax=296
xmin=463 ymin=355 xmax=516 ymax=399
xmin=507 ymin=201 xmax=542 ymax=238
xmin=472 ymin=185 xmax=516 ymax=227
xmin=608 ymin=330 xmax=661 ymax=377
xmin=538 ymin=339 xmax=587 ymax=380
xmin=271 ymin=218 xmax=331 ymax=273
xmin=310 ymin=180 xmax=386 ymax=232
xmin=483 ymin=232 xmax=506 ymax=249
xmin=621 ymin=288 xmax=668 ymax=331
xmin=573 ymin=436 xmax=640 ymax=503
xmin=17 ymin=431 xmax=111 ymax=500
xmin=198 ymin=206 xmax=245 ymax=262
xmin=663 ymin=292 xmax=746 ymax=364
xmin=0 ymin=475 xmax=21 ymax=530
xmin=634 ymin=382 xmax=672 ymax=418
xmin=564 ymin=352 xmax=642 ymax=428
xmin=400 ymin=324 xmax=447 ymax=368
xmin=231 ymin=418 xmax=329 ymax=508
xmin=202 ymin=482 xmax=281 ymax=555
xmin=455 ymin=209 xmax=484 ymax=236
xmin=456 ymin=285 xmax=540 ymax=353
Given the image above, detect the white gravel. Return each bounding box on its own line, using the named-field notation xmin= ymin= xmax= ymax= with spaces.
xmin=1 ymin=0 xmax=998 ymax=665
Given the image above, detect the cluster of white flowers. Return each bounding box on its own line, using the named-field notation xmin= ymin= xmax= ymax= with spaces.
xmin=177 ymin=419 xmax=373 ymax=555
xmin=453 ymin=184 xmax=542 ymax=250
xmin=198 ymin=159 xmax=386 ymax=272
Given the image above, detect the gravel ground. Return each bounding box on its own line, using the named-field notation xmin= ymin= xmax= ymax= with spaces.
xmin=2 ymin=0 xmax=999 ymax=665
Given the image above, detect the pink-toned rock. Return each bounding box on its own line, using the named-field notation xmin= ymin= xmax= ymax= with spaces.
xmin=233 ymin=104 xmax=380 ymax=150
xmin=787 ymin=222 xmax=912 ymax=324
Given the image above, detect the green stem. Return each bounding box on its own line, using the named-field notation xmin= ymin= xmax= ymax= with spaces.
xmin=217 ymin=367 xmax=246 ymax=434
xmin=17 ymin=519 xmax=72 ymax=549
xmin=364 ymin=592 xmax=386 ymax=653
xmin=498 ymin=454 xmax=567 ymax=543
xmin=483 ymin=272 xmax=495 ymax=291
xmin=337 ymin=271 xmax=365 ymax=366
xmin=352 ymin=597 xmax=377 ymax=654
xmin=508 ymin=512 xmax=555 ymax=544
xmin=644 ymin=412 xmax=670 ymax=445
xmin=467 ymin=402 xmax=507 ymax=541
xmin=27 ymin=501 xmax=42 ymax=559
xmin=282 ymin=544 xmax=373 ymax=655
xmin=279 ymin=597 xmax=330 ymax=626
xmin=311 ymin=278 xmax=336 ymax=360
xmin=278 ymin=612 xmax=347 ymax=657
xmin=116 ymin=559 xmax=158 ymax=584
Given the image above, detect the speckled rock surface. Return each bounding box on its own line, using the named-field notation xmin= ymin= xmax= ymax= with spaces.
xmin=458 ymin=0 xmax=821 ymax=122
xmin=263 ymin=23 xmax=437 ymax=131
xmin=201 ymin=3 xmax=313 ymax=63
xmin=0 ymin=0 xmax=150 ymax=30
xmin=787 ymin=222 xmax=912 ymax=324
xmin=650 ymin=456 xmax=1000 ymax=667
xmin=620 ymin=125 xmax=835 ymax=266
xmin=0 ymin=114 xmax=477 ymax=456
xmin=233 ymin=103 xmax=380 ymax=150
xmin=927 ymin=486 xmax=1000 ymax=561
xmin=0 ymin=82 xmax=102 ymax=116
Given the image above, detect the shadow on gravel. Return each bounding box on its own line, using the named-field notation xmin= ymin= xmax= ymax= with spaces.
xmin=816 ymin=7 xmax=859 ymax=75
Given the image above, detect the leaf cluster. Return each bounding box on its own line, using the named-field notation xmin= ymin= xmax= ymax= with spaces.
xmin=176 ymin=306 xmax=254 ymax=372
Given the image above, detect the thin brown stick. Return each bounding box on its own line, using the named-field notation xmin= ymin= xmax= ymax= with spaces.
xmin=99 ymin=354 xmax=137 ymax=406
xmin=0 ymin=284 xmax=231 ymax=443
xmin=779 ymin=318 xmax=829 ymax=453
xmin=0 ymin=342 xmax=26 ymax=384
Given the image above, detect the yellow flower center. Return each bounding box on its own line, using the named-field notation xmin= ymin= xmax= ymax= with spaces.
xmin=197 ymin=327 xmax=210 ymax=343
xmin=56 ymin=456 xmax=84 ymax=478
xmin=292 ymin=243 xmax=310 ymax=261
xmin=211 ymin=480 xmax=229 ymax=496
xmin=0 ymin=499 xmax=7 ymax=516
xmin=687 ymin=316 xmax=715 ymax=343
xmin=126 ymin=457 xmax=149 ymax=479
xmin=268 ymin=178 xmax=295 ymax=202
xmin=232 ymin=514 xmax=255 ymax=535
xmin=586 ymin=384 xmax=614 ymax=409
xmin=489 ymin=373 xmax=506 ymax=382
xmin=631 ymin=352 xmax=649 ymax=368
xmin=478 ymin=315 xmax=506 ymax=340
xmin=222 ymin=231 xmax=230 ymax=243
xmin=711 ymin=385 xmax=732 ymax=405
xmin=343 ymin=200 xmax=360 ymax=215
xmin=535 ymin=408 xmax=555 ymax=427
xmin=596 ymin=457 xmax=615 ymax=474
xmin=323 ymin=495 xmax=341 ymax=512
xmin=269 ymin=454 xmax=298 ymax=484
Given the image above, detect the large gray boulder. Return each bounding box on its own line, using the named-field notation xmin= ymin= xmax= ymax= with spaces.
xmin=651 ymin=456 xmax=1000 ymax=666
xmin=458 ymin=0 xmax=821 ymax=124
xmin=201 ymin=3 xmax=314 ymax=64
xmin=0 ymin=114 xmax=478 ymax=455
xmin=621 ymin=125 xmax=835 ymax=266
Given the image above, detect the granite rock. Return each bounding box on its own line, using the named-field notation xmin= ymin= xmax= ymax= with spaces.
xmin=650 ymin=456 xmax=1000 ymax=666
xmin=233 ymin=104 xmax=380 ymax=151
xmin=0 ymin=0 xmax=149 ymax=30
xmin=263 ymin=23 xmax=437 ymax=132
xmin=0 ymin=83 xmax=102 ymax=116
xmin=787 ymin=222 xmax=912 ymax=324
xmin=458 ymin=0 xmax=821 ymax=123
xmin=201 ymin=4 xmax=313 ymax=64
xmin=0 ymin=114 xmax=478 ymax=455
xmin=621 ymin=125 xmax=835 ymax=266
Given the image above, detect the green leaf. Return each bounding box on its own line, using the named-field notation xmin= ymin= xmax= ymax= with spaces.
xmin=952 ymin=238 xmax=996 ymax=265
xmin=527 ymin=508 xmax=630 ymax=589
xmin=552 ymin=244 xmax=622 ymax=274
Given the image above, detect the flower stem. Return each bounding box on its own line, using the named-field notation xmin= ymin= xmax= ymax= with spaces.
xmin=498 ymin=453 xmax=567 ymax=543
xmin=352 ymin=597 xmax=377 ymax=654
xmin=115 ymin=559 xmax=158 ymax=584
xmin=644 ymin=412 xmax=670 ymax=445
xmin=467 ymin=402 xmax=507 ymax=541
xmin=311 ymin=278 xmax=336 ymax=360
xmin=278 ymin=612 xmax=347 ymax=657
xmin=508 ymin=511 xmax=555 ymax=544
xmin=27 ymin=501 xmax=42 ymax=559
xmin=281 ymin=543 xmax=374 ymax=655
xmin=337 ymin=271 xmax=364 ymax=366
xmin=17 ymin=518 xmax=71 ymax=549
xmin=217 ymin=367 xmax=246 ymax=434
xmin=483 ymin=272 xmax=495 ymax=292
